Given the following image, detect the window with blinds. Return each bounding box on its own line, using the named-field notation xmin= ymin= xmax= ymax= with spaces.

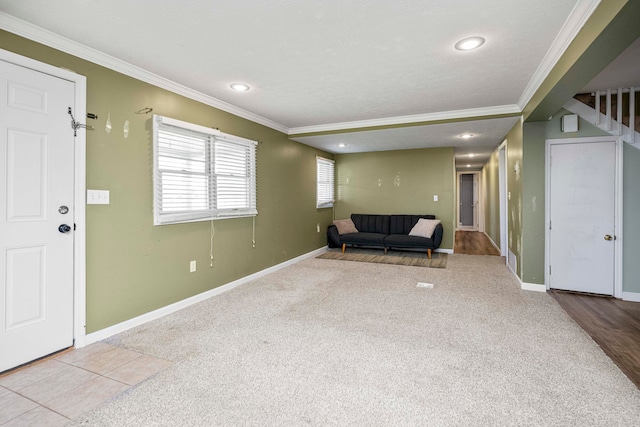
xmin=316 ymin=156 xmax=335 ymax=208
xmin=153 ymin=115 xmax=257 ymax=225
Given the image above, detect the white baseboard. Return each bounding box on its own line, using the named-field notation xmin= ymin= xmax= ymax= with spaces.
xmin=505 ymin=262 xmax=546 ymax=293
xmin=522 ymin=282 xmax=547 ymax=292
xmin=622 ymin=292 xmax=640 ymax=302
xmin=435 ymin=248 xmax=454 ymax=254
xmin=83 ymin=246 xmax=327 ymax=346
xmin=484 ymin=232 xmax=501 ymax=253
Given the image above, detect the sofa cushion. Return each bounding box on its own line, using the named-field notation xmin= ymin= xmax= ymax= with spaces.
xmin=333 ymin=218 xmax=358 ymax=235
xmin=351 ymin=214 xmax=389 ymax=234
xmin=384 ymin=234 xmax=433 ymax=249
xmin=340 ymin=232 xmax=386 ymax=246
xmin=389 ymin=215 xmax=435 ymax=235
xmin=409 ymin=218 xmax=441 ymax=238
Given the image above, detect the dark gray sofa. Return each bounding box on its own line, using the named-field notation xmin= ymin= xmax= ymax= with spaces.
xmin=327 ymin=214 xmax=444 ymax=259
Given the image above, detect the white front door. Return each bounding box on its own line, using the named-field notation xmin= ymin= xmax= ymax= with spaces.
xmin=0 ymin=59 xmax=75 ymax=372
xmin=547 ymin=139 xmax=617 ymax=295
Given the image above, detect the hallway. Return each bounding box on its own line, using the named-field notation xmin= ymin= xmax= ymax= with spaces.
xmin=454 ymin=230 xmax=501 ymax=255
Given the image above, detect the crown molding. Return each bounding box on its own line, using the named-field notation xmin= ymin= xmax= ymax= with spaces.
xmin=0 ymin=12 xmax=289 ymax=134
xmin=517 ymin=0 xmax=601 ymax=110
xmin=288 ymin=104 xmax=521 ymax=136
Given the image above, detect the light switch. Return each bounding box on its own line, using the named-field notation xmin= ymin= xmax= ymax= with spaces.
xmin=87 ymin=189 xmax=110 ymax=205
xmin=433 ymin=195 xmax=438 ymax=202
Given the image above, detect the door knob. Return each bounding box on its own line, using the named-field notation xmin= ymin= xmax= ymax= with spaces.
xmin=58 ymin=224 xmax=71 ymax=233
xmin=604 ymin=234 xmax=613 ymax=241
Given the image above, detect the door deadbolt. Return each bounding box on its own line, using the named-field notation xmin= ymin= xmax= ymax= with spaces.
xmin=604 ymin=234 xmax=613 ymax=241
xmin=58 ymin=205 xmax=69 ymax=214
xmin=58 ymin=224 xmax=71 ymax=233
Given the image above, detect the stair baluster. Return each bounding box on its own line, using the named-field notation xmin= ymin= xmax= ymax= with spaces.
xmin=566 ymin=88 xmax=639 ymax=146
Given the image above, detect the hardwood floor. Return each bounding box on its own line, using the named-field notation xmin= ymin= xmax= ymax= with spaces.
xmin=454 ymin=230 xmax=501 ymax=255
xmin=550 ymin=290 xmax=640 ymax=389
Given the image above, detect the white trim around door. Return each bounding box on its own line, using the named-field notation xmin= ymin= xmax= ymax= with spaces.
xmin=0 ymin=48 xmax=87 ymax=348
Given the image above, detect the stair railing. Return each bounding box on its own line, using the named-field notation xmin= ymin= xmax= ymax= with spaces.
xmin=592 ymin=87 xmax=636 ymax=143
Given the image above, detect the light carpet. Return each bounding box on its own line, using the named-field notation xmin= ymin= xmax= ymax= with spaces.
xmin=317 ymin=248 xmax=447 ymax=268
xmin=72 ymin=254 xmax=640 ymax=426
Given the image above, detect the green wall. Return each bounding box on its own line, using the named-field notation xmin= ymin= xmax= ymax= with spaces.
xmin=1 ymin=31 xmax=334 ymax=332
xmin=482 ymin=119 xmax=524 ymax=277
xmin=545 ymin=109 xmax=610 ymax=140
xmin=521 ymin=122 xmax=546 ymax=284
xmin=482 ymin=148 xmax=501 ymax=249
xmin=506 ymin=120 xmax=524 ymax=277
xmin=334 ymin=147 xmax=455 ymax=250
xmin=520 ymin=109 xmax=640 ymax=295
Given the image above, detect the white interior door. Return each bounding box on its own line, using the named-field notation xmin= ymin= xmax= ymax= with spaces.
xmin=0 ymin=59 xmax=75 ymax=372
xmin=547 ymin=140 xmax=616 ymax=295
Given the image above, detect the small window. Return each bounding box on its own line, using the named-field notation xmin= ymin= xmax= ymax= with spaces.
xmin=316 ymin=156 xmax=335 ymax=208
xmin=153 ymin=115 xmax=257 ymax=225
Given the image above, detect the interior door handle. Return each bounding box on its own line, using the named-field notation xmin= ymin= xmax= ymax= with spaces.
xmin=58 ymin=224 xmax=71 ymax=233
xmin=604 ymin=234 xmax=613 ymax=241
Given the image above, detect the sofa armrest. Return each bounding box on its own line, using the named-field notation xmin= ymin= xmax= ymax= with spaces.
xmin=327 ymin=225 xmax=341 ymax=248
xmin=432 ymin=223 xmax=444 ymax=249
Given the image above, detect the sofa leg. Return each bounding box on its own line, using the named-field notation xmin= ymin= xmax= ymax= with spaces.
xmin=341 ymin=243 xmax=346 ymax=254
xmin=427 ymin=249 xmax=432 ymax=259
xmin=384 ymin=247 xmax=388 ymax=255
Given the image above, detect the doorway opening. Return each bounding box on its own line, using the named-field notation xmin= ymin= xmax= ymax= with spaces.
xmin=456 ymin=171 xmax=480 ymax=231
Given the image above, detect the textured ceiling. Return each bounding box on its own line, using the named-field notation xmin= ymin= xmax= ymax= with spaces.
xmin=294 ymin=116 xmax=521 ymax=170
xmin=580 ymin=36 xmax=640 ymax=94
xmin=0 ymin=0 xmax=603 ymax=168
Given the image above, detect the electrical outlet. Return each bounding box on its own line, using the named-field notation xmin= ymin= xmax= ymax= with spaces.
xmin=316 ymin=223 xmax=320 ymax=233
xmin=190 ymin=260 xmax=196 ymax=272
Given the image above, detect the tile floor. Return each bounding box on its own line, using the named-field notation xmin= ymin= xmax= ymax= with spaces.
xmin=0 ymin=342 xmax=172 ymax=426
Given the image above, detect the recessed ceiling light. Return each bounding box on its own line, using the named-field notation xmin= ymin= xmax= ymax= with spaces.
xmin=230 ymin=83 xmax=250 ymax=92
xmin=468 ymin=153 xmax=476 ymax=157
xmin=337 ymin=143 xmax=347 ymax=147
xmin=458 ymin=133 xmax=474 ymax=139
xmin=455 ymin=37 xmax=485 ymax=51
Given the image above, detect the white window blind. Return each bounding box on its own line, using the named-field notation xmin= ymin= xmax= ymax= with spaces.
xmin=153 ymin=115 xmax=257 ymax=225
xmin=316 ymin=156 xmax=335 ymax=208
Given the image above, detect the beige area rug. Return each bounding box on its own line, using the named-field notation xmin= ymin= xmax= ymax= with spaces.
xmin=72 ymin=254 xmax=640 ymax=426
xmin=317 ymin=248 xmax=447 ymax=268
